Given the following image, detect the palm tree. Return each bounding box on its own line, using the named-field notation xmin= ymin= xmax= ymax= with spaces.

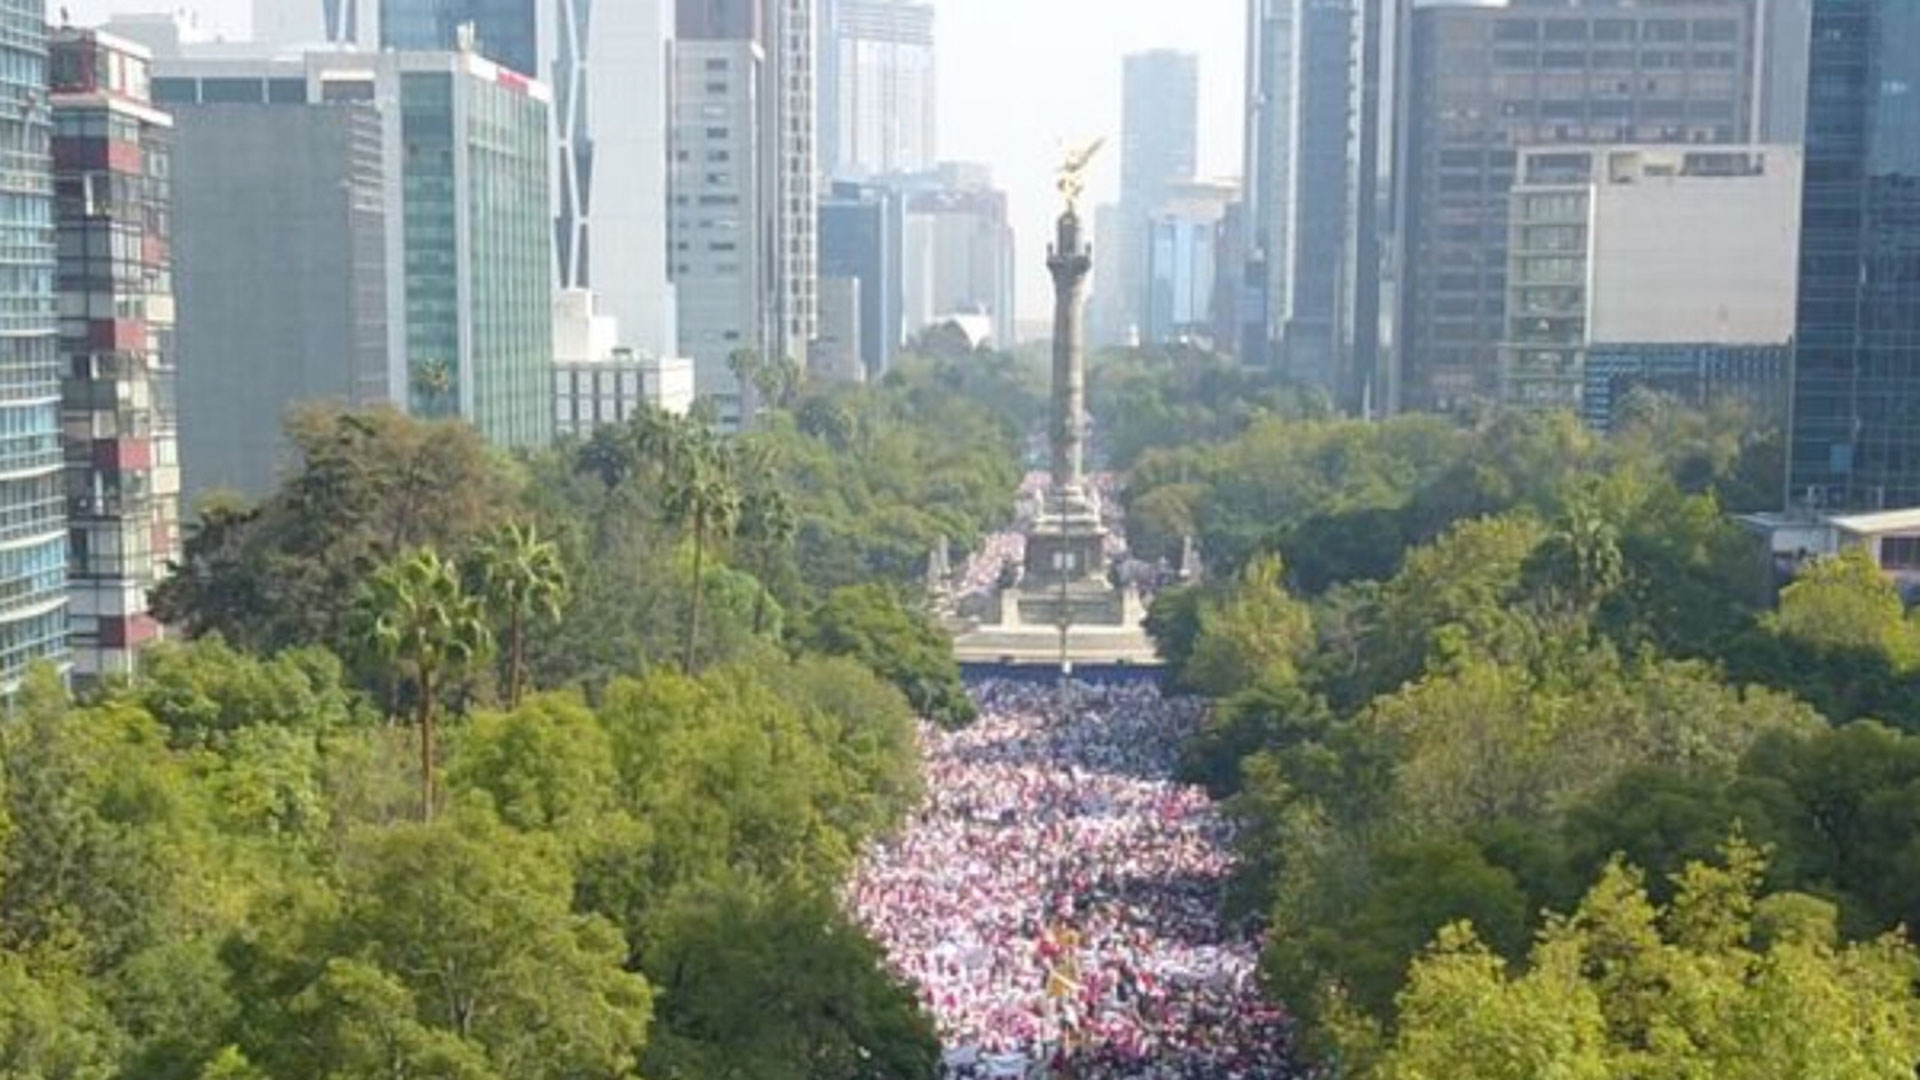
xmin=351 ymin=549 xmax=492 ymax=820
xmin=662 ymin=442 xmax=741 ymax=672
xmin=409 ymin=357 xmax=455 ymax=418
xmin=471 ymin=522 xmax=569 ymax=708
xmin=737 ymin=486 xmax=797 ymax=635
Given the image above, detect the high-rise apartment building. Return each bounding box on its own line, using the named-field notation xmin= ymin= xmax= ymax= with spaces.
xmin=1394 ymin=0 xmax=1759 ymax=412
xmin=0 ymin=1 xmax=68 ymax=688
xmin=1114 ymin=50 xmax=1199 ymax=347
xmin=50 ymin=28 xmax=180 ymax=682
xmin=820 ymin=0 xmax=936 ymax=179
xmin=157 ymin=49 xmax=553 ymax=463
xmin=1788 ymin=1 xmax=1920 ymax=510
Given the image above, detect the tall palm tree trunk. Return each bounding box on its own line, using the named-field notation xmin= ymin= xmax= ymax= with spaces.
xmin=685 ymin=514 xmax=706 ymax=673
xmin=418 ymin=668 xmax=438 ymax=821
xmin=508 ymin=616 xmax=527 ymax=707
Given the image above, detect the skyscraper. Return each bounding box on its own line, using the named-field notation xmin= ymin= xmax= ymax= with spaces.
xmin=1393 ymin=0 xmax=1759 ymax=412
xmin=896 ymin=163 xmax=1016 ymax=350
xmin=820 ymin=0 xmax=936 ymax=179
xmin=568 ymin=0 xmax=677 ymax=357
xmin=158 ymin=50 xmax=554 ymax=458
xmin=392 ymin=52 xmax=554 ymax=448
xmin=671 ymin=0 xmax=769 ymax=424
xmin=820 ymin=179 xmax=904 ymax=377
xmin=1279 ymin=0 xmax=1353 ymax=391
xmin=377 ymin=0 xmax=678 ymax=355
xmin=164 ymin=83 xmax=393 ymax=500
xmin=50 ymin=27 xmax=180 ymax=682
xmin=0 ymin=0 xmax=69 ymax=687
xmin=765 ymin=0 xmax=819 ymax=371
xmin=380 ymin=0 xmax=539 ymax=75
xmin=672 ymin=0 xmax=817 ymax=420
xmin=1759 ymin=0 xmax=1813 ymax=143
xmin=1788 ymin=1 xmax=1920 ymax=510
xmin=1116 ymin=50 xmax=1199 ymax=347
xmin=1239 ymin=0 xmax=1291 ymax=367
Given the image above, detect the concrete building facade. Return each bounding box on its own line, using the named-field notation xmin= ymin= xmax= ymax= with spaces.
xmin=158 ymin=49 xmax=553 ymax=471
xmin=50 ymin=27 xmax=180 ymax=681
xmin=670 ymin=17 xmax=766 ymax=426
xmin=1396 ymin=0 xmax=1759 ymax=411
xmin=1501 ymin=144 xmax=1800 ymax=411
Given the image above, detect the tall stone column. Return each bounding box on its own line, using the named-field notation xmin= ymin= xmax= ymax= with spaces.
xmin=1047 ymin=208 xmax=1093 ymax=497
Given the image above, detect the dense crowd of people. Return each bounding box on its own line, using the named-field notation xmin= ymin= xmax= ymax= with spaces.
xmin=850 ymin=679 xmax=1297 ymax=1079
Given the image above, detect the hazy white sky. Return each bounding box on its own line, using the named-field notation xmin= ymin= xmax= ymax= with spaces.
xmin=70 ymin=0 xmax=1246 ymax=314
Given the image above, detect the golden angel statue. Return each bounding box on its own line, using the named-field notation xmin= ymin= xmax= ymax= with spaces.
xmin=1055 ymin=137 xmax=1106 ymax=213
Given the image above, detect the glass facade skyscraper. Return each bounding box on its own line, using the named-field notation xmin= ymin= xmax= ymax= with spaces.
xmin=1789 ymin=1 xmax=1920 ymax=510
xmin=397 ymin=57 xmax=553 ymax=449
xmin=381 ymin=0 xmax=539 ymax=76
xmin=0 ymin=0 xmax=69 ymax=688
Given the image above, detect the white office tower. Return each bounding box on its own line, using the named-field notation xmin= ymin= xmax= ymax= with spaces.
xmin=766 ymin=0 xmax=818 ymax=372
xmin=559 ymin=0 xmax=678 ymax=357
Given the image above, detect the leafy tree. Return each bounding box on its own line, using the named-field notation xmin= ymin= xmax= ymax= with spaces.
xmin=1769 ymin=546 xmax=1920 ymax=665
xmin=468 ymin=522 xmax=569 ymax=707
xmin=232 ymin=813 xmax=651 ymax=1080
xmin=1268 ymin=836 xmax=1533 ymax=1023
xmin=639 ymin=874 xmax=938 ymax=1080
xmin=350 ymin=550 xmax=493 ymax=820
xmin=133 ymin=637 xmax=365 ymax=749
xmin=0 ymin=949 xmax=122 ymax=1080
xmin=1184 ymin=554 xmax=1315 ymax=697
xmin=154 ymin=407 xmax=522 ymax=661
xmin=793 ymin=584 xmax=974 ymax=728
xmin=1343 ymin=845 xmax=1920 ymax=1079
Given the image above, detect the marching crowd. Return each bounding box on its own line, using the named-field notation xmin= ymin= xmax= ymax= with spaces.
xmin=849 ymin=679 xmax=1298 ymax=1079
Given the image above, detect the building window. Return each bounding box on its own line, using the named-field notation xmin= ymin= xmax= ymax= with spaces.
xmin=1883 ymin=536 xmax=1920 ymax=570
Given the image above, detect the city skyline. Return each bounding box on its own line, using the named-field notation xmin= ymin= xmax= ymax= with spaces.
xmin=67 ymin=0 xmax=1246 ymax=316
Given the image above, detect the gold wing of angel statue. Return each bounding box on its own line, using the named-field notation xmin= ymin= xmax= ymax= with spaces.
xmin=1056 ymin=137 xmax=1107 ymax=212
